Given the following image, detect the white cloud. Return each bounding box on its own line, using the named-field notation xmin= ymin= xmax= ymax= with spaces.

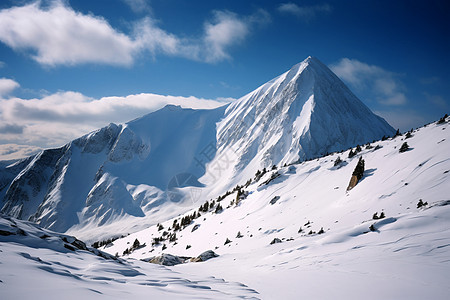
xmin=0 ymin=2 xmax=136 ymax=66
xmin=0 ymin=89 xmax=229 ymax=158
xmin=0 ymin=144 xmax=42 ymax=161
xmin=330 ymin=58 xmax=407 ymax=106
xmin=0 ymin=78 xmax=20 ymax=97
xmin=0 ymin=1 xmax=266 ymax=66
xmin=203 ymin=11 xmax=249 ymax=62
xmin=122 ymin=0 xmax=152 ymax=14
xmin=278 ymin=3 xmax=331 ymax=21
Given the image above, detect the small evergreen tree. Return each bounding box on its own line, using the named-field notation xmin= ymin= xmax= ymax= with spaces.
xmin=352 ymin=156 xmax=365 ymax=181
xmin=236 ymin=231 xmax=243 ymax=238
xmin=437 ymin=113 xmax=448 ymax=124
xmin=417 ymin=199 xmax=428 ymax=208
xmin=334 ymin=156 xmax=342 ymax=167
xmin=224 ymin=238 xmax=232 ymax=245
xmin=379 ymin=212 xmax=385 ymax=219
xmin=348 ymin=149 xmax=356 ymax=158
xmin=318 ymin=227 xmax=325 ymax=234
xmin=399 ymin=142 xmax=409 ymax=153
xmin=369 ymin=224 xmax=376 ymax=232
xmin=133 ymin=238 xmax=140 ymax=249
xmin=215 ymin=203 xmax=223 ymax=213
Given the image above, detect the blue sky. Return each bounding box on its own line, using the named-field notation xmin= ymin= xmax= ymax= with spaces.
xmin=0 ymin=0 xmax=448 ymax=159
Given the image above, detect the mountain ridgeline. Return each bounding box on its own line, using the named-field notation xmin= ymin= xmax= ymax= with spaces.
xmin=0 ymin=56 xmax=394 ymax=238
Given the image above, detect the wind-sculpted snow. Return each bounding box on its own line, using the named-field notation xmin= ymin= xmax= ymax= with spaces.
xmin=0 ymin=214 xmax=260 ymax=299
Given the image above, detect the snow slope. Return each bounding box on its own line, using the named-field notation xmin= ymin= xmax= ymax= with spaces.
xmin=0 ymin=214 xmax=259 ymax=299
xmin=0 ymin=56 xmax=394 ymax=241
xmin=102 ymin=117 xmax=450 ymax=299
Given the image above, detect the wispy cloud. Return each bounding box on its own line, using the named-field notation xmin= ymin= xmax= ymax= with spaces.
xmin=0 ymin=144 xmax=42 ymax=161
xmin=278 ymin=2 xmax=331 ymax=21
xmin=330 ymin=58 xmax=407 ymax=106
xmin=0 ymin=1 xmax=268 ymax=66
xmin=0 ymin=123 xmax=24 ymax=134
xmin=424 ymin=93 xmax=447 ymax=109
xmin=202 ymin=11 xmax=249 ymax=62
xmin=374 ymin=109 xmax=427 ymax=132
xmin=122 ymin=0 xmax=152 ymax=14
xmin=0 ymin=78 xmax=20 ymax=97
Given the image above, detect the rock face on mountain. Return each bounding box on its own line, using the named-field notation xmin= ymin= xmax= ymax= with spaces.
xmin=0 ymin=56 xmax=394 ymax=237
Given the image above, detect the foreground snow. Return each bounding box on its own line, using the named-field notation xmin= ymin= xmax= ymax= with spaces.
xmin=0 ymin=216 xmax=258 ymax=299
xmin=1 ymin=119 xmax=449 ymax=299
xmin=102 ymin=118 xmax=450 ymax=299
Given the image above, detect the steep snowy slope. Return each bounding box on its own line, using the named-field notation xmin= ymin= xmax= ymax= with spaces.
xmin=0 ymin=56 xmax=394 ymax=241
xmin=205 ymin=56 xmax=394 ymax=189
xmin=103 ymin=117 xmax=450 ymax=299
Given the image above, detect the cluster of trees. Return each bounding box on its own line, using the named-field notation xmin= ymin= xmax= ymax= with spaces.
xmin=91 ymin=235 xmax=124 ymax=249
xmin=437 ymin=113 xmax=448 ymax=124
xmin=372 ymin=212 xmax=385 ymax=220
xmin=123 ymin=238 xmax=144 ymax=255
xmin=417 ymin=199 xmax=428 ymax=208
xmin=348 ymin=144 xmax=362 ymax=158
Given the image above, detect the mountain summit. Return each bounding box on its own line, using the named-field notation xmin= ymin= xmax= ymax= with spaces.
xmin=207 ymin=56 xmax=394 ymax=185
xmin=0 ymin=56 xmax=394 ymax=239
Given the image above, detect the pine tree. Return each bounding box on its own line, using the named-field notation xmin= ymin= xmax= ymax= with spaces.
xmin=352 ymin=156 xmax=365 ymax=181
xmin=133 ymin=238 xmax=140 ymax=249
xmin=399 ymin=142 xmax=409 ymax=153
xmin=334 ymin=156 xmax=342 ymax=167
xmin=215 ymin=203 xmax=223 ymax=213
xmin=348 ymin=149 xmax=356 ymax=158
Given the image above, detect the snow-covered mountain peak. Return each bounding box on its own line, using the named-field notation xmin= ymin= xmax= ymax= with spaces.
xmin=1 ymin=56 xmax=395 ymax=239
xmin=208 ymin=56 xmax=394 ymax=188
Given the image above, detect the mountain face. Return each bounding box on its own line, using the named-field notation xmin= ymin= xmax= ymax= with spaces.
xmin=206 ymin=56 xmax=394 ymax=186
xmin=0 ymin=56 xmax=394 ymax=239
